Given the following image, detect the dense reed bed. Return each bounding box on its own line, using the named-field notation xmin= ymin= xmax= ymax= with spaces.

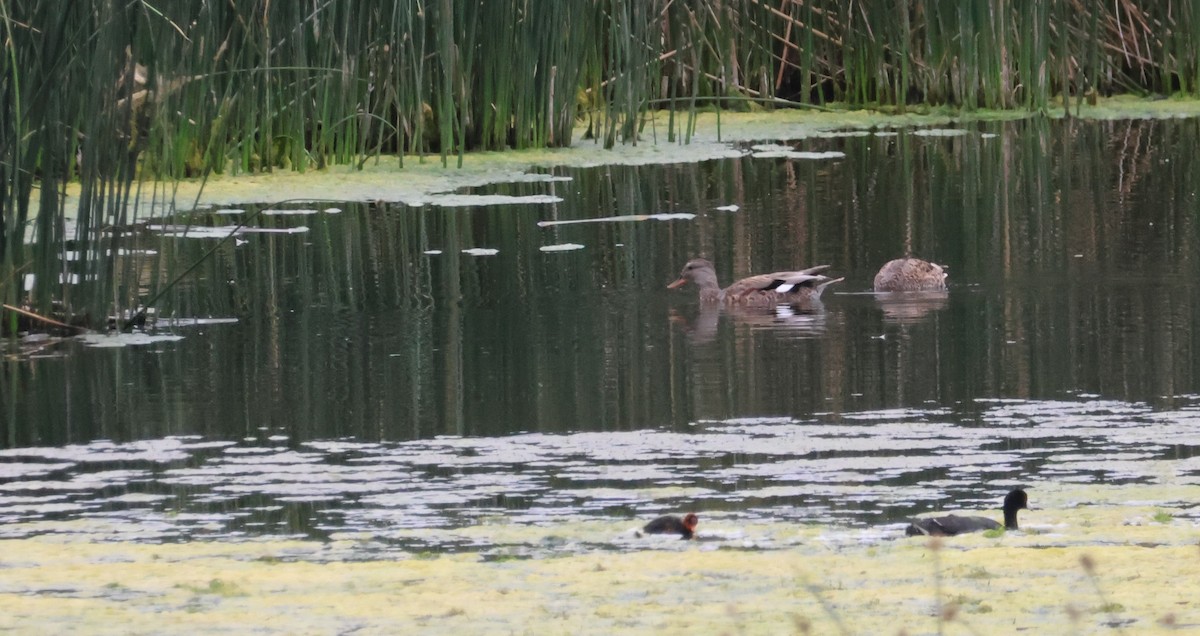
xmin=3 ymin=0 xmax=1200 ymax=327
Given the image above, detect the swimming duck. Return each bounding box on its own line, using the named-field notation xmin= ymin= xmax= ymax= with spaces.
xmin=668 ymin=258 xmax=843 ymax=306
xmin=641 ymin=513 xmax=699 ymax=539
xmin=905 ymin=488 xmax=1028 ymax=537
xmin=873 ymin=258 xmax=948 ymax=292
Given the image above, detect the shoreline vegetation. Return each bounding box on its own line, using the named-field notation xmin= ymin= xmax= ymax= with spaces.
xmin=47 ymin=97 xmax=1200 ymax=215
xmin=1 ymin=482 xmax=1196 ymax=633
xmin=7 ymin=1 xmax=1200 ymax=327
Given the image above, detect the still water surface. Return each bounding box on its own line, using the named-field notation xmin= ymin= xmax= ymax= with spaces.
xmin=3 ymin=117 xmax=1200 ymax=553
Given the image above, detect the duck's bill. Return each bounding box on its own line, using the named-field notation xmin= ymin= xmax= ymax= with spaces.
xmin=666 ymin=278 xmax=687 ymax=289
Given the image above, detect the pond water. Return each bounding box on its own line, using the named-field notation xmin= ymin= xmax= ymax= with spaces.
xmin=3 ymin=116 xmax=1200 ymax=555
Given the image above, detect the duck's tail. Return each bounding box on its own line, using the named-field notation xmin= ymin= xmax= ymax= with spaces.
xmin=811 ymin=276 xmax=844 ymax=299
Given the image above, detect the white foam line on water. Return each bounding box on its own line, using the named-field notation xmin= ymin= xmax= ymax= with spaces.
xmin=539 ymin=243 xmax=585 ymax=252
xmin=751 ymin=150 xmax=846 ymax=160
xmin=419 ymin=194 xmax=564 ymax=207
xmin=537 ymin=213 xmax=696 ymax=227
xmin=261 ymin=209 xmax=320 ymax=216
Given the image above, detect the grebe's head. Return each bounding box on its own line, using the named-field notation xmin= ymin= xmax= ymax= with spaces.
xmin=1004 ymin=489 xmax=1029 ymax=511
xmin=682 ymin=513 xmax=699 ymax=530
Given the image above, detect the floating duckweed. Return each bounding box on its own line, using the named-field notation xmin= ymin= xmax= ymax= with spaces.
xmin=539 ymin=243 xmax=585 ymax=252
xmin=261 ymin=209 xmax=320 ymax=216
xmin=751 ymin=150 xmax=846 ymax=160
xmin=912 ymin=128 xmax=970 ymax=137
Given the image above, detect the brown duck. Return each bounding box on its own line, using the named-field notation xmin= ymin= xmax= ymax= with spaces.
xmin=668 ymin=258 xmax=843 ymax=306
xmin=873 ymin=258 xmax=948 ymax=292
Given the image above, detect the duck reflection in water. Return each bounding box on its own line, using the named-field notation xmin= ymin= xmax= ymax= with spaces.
xmin=669 ymin=303 xmax=829 ymax=344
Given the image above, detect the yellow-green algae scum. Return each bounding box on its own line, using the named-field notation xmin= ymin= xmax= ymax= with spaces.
xmin=47 ymin=95 xmax=1200 ymax=217
xmin=1 ymin=483 xmax=1197 ymax=634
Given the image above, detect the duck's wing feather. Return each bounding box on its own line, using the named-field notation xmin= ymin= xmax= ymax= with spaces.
xmin=727 ymin=271 xmax=828 ymax=296
xmin=769 ymin=272 xmax=842 ymax=295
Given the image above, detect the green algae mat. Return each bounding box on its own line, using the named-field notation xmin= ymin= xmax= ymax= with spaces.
xmin=2 ymin=484 xmax=1196 ymax=635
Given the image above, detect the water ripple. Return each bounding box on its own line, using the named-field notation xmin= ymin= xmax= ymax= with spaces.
xmin=1 ymin=399 xmax=1197 ymax=553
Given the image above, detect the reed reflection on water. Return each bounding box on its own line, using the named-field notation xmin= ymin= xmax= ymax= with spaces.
xmin=2 ymin=117 xmax=1200 ymax=545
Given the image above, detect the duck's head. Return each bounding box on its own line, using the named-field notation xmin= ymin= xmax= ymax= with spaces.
xmin=929 ymin=261 xmax=949 ymax=285
xmin=667 ymin=258 xmax=717 ymax=289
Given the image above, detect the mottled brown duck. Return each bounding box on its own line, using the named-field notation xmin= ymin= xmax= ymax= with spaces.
xmin=873 ymin=258 xmax=948 ymax=292
xmin=667 ymin=258 xmax=843 ymax=306
xmin=905 ymin=489 xmax=1028 ymax=537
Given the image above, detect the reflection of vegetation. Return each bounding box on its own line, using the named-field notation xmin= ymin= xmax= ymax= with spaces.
xmin=6 ymin=2 xmax=1200 ymax=325
xmin=7 ymin=118 xmax=1200 ymax=441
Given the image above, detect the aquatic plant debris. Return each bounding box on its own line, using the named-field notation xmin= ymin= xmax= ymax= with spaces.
xmin=416 ymin=194 xmax=563 ymax=207
xmin=750 ymin=149 xmax=846 ymax=160
xmin=912 ymin=128 xmax=970 ymax=136
xmin=157 ymin=317 xmax=240 ymax=327
xmin=147 ymin=225 xmax=241 ymax=239
xmin=505 ymin=173 xmax=573 ymax=183
xmin=147 ymin=225 xmax=310 ymax=238
xmin=750 ymin=143 xmax=793 ymax=152
xmin=233 ymin=226 xmax=309 ymax=234
xmin=747 ymin=143 xmax=845 ymax=159
xmin=537 ymin=213 xmax=696 ymax=227
xmin=76 ymin=333 xmax=185 ymax=347
xmin=810 ymin=130 xmax=872 ymax=137
xmin=261 ymin=208 xmax=320 ymax=215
